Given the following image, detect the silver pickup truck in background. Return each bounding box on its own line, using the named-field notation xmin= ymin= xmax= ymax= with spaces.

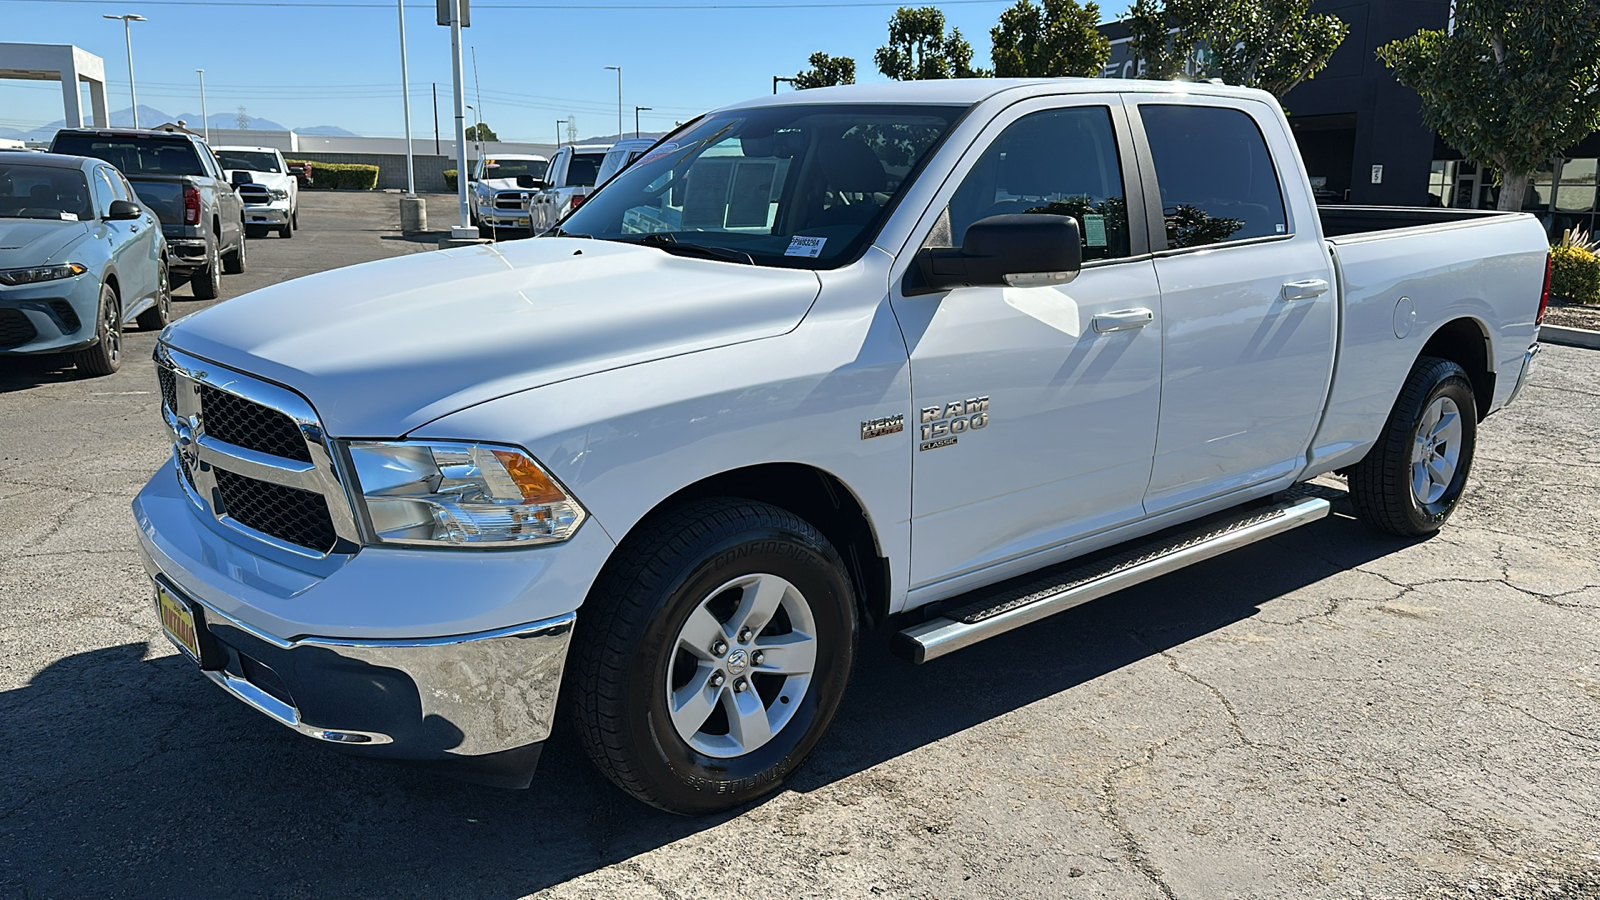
xmin=135 ymin=79 xmax=1548 ymax=814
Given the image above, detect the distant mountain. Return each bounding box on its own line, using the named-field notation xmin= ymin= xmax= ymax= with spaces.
xmin=12 ymin=107 xmax=358 ymax=142
xmin=296 ymin=125 xmax=358 ymax=136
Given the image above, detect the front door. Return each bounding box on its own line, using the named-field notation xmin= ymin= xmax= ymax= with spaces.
xmin=1128 ymin=98 xmax=1338 ymax=513
xmin=890 ymin=97 xmax=1164 ymax=595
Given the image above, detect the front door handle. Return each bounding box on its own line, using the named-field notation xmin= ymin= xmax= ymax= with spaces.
xmin=1282 ymin=278 xmax=1330 ymax=301
xmin=1092 ymin=308 xmax=1154 ymax=334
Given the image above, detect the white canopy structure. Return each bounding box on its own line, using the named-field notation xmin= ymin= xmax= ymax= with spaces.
xmin=0 ymin=43 xmax=110 ymax=129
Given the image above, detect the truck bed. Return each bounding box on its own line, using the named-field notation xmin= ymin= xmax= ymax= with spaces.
xmin=1317 ymin=205 xmax=1519 ymax=240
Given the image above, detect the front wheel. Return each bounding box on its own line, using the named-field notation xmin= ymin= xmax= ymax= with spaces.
xmin=570 ymin=498 xmax=858 ymax=815
xmin=1348 ymin=355 xmax=1478 ymax=537
xmin=69 ymin=282 xmax=121 ymax=377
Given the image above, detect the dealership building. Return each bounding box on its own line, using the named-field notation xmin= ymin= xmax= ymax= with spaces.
xmin=1099 ymin=0 xmax=1600 ymax=238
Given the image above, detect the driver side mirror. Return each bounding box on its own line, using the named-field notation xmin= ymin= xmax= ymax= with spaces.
xmin=230 ymin=170 xmax=253 ymax=188
xmin=908 ymin=214 xmax=1082 ymax=296
xmin=516 ymin=174 xmax=548 ymax=190
xmin=106 ymin=199 xmax=143 ymax=221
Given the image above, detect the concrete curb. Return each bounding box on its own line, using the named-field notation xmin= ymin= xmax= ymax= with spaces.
xmin=1539 ymin=324 xmax=1600 ymax=350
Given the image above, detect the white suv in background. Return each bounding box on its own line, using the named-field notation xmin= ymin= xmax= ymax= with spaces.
xmin=593 ymin=138 xmax=656 ymax=188
xmin=215 ymin=146 xmax=299 ymax=239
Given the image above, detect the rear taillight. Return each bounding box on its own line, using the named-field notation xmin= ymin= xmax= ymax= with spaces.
xmin=1538 ymin=251 xmax=1552 ymax=325
xmin=183 ymin=186 xmax=201 ymax=226
xmin=568 ymin=192 xmax=587 ymax=212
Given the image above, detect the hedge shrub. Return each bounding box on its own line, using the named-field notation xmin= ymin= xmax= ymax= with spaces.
xmin=287 ymin=160 xmax=380 ymax=190
xmin=1552 ymin=243 xmax=1600 ymax=305
xmin=444 ymin=169 xmax=457 ymax=191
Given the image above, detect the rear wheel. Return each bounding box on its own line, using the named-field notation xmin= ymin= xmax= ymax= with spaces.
xmin=222 ymin=229 xmax=247 ymax=274
xmin=570 ymin=498 xmax=858 ymax=815
xmin=135 ymin=258 xmax=171 ymax=331
xmin=191 ymin=240 xmax=221 ymax=300
xmin=1349 ymin=356 xmax=1478 ymax=536
xmin=70 ymin=283 xmax=121 ymax=377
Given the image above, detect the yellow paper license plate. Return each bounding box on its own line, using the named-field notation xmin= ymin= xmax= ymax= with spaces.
xmin=517 ymin=217 xmax=529 ymax=225
xmin=156 ymin=582 xmax=203 ymax=662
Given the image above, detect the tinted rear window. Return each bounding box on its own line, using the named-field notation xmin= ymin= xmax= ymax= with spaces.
xmin=1138 ymin=105 xmax=1288 ymax=249
xmin=567 ymin=153 xmax=606 ymax=187
xmin=52 ymin=134 xmax=204 ymax=177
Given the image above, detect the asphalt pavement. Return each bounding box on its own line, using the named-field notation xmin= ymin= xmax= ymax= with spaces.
xmin=1 ymin=192 xmax=1597 ymax=899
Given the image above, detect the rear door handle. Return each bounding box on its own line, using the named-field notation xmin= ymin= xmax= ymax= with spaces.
xmin=1282 ymin=278 xmax=1330 ymax=301
xmin=1092 ymin=308 xmax=1155 ymax=333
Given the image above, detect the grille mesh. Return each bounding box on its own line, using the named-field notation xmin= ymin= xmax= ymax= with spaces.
xmin=200 ymin=385 xmax=312 ymax=462
xmin=0 ymin=309 xmax=37 ymax=348
xmin=157 ymin=366 xmax=178 ymax=414
xmin=215 ymin=468 xmax=337 ymax=552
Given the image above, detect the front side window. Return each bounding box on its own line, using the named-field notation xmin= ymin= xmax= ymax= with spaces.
xmin=216 ymin=150 xmax=283 ymax=173
xmin=1139 ymin=104 xmax=1288 ymax=249
xmin=560 ymin=103 xmax=966 ymax=269
xmin=944 ymin=106 xmax=1131 ymax=262
xmin=92 ymin=168 xmax=118 ymax=217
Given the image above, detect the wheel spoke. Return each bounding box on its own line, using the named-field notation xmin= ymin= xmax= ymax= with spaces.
xmin=669 ymin=665 xmax=721 ymax=739
xmin=677 ymin=606 xmax=727 ymax=661
xmin=734 ymin=574 xmax=788 ymax=637
xmin=1427 ymin=455 xmax=1455 ymax=487
xmin=753 ymin=631 xmax=817 ymax=675
xmin=1430 ymin=410 xmax=1459 ymax=442
xmin=1412 ymin=461 xmax=1433 ymax=501
xmin=723 ymin=686 xmax=772 ymax=751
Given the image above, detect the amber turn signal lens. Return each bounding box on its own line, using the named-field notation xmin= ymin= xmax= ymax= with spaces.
xmin=491 ymin=449 xmax=567 ymax=503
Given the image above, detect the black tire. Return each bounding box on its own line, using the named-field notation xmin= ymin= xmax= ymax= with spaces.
xmin=292 ymin=207 xmax=299 ymax=229
xmin=191 ymin=240 xmax=221 ymax=300
xmin=70 ymin=282 xmax=121 ymax=377
xmin=222 ymin=229 xmax=247 ymax=274
xmin=279 ymin=214 xmax=293 ymax=238
xmin=135 ymin=258 xmax=171 ymax=331
xmin=570 ymin=498 xmax=858 ymax=815
xmin=1348 ymin=355 xmax=1478 ymax=537
xmin=478 ymin=224 xmax=494 ymax=240
xmin=245 ymin=224 xmax=270 ymax=239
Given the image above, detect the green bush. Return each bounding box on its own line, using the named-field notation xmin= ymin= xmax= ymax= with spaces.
xmin=444 ymin=169 xmax=457 ymax=192
xmin=1551 ymin=243 xmax=1600 ymax=305
xmin=288 ymin=160 xmax=379 ymax=190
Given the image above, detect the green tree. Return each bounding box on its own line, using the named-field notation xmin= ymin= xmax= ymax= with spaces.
xmin=1378 ymin=0 xmax=1600 ymax=211
xmin=794 ymin=52 xmax=857 ymax=88
xmin=465 ymin=122 xmax=498 ymax=142
xmin=1124 ymin=0 xmax=1347 ymax=97
xmin=875 ymin=6 xmax=988 ymax=80
xmin=991 ymin=0 xmax=1111 ymax=78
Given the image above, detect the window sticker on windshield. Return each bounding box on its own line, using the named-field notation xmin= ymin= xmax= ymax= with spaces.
xmin=59 ymin=212 xmax=79 ymax=222
xmin=786 ymin=235 xmax=827 ymax=258
xmin=1082 ymin=214 xmax=1106 ymax=248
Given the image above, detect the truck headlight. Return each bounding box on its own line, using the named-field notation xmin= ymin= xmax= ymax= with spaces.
xmin=344 ymin=440 xmax=585 ymax=547
xmin=0 ymin=262 xmax=87 ymax=285
xmin=269 ymin=188 xmax=289 ymax=200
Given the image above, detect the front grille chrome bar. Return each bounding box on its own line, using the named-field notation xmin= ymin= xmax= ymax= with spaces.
xmin=156 ymin=343 xmax=361 ymax=557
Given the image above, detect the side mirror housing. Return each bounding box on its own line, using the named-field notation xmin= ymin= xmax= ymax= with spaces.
xmin=229 ymin=170 xmax=253 ymax=188
xmin=909 ymin=214 xmax=1083 ymax=295
xmin=516 ymin=174 xmax=548 ymax=190
xmin=107 ymin=199 xmax=143 ymax=221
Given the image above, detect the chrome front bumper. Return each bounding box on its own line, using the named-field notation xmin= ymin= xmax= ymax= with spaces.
xmin=243 ymin=203 xmax=289 ymax=226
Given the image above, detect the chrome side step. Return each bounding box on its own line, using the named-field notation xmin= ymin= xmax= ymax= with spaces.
xmin=893 ymin=493 xmax=1332 ymax=664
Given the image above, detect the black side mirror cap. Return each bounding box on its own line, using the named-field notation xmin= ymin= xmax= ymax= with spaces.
xmin=516 ymin=174 xmax=547 ymax=189
xmin=106 ymin=199 xmax=143 ymax=221
xmin=230 ymin=170 xmax=253 ymax=187
xmin=908 ymin=214 xmax=1083 ymax=295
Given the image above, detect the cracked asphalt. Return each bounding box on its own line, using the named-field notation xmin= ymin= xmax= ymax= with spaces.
xmin=3 ymin=192 xmax=1598 ymax=899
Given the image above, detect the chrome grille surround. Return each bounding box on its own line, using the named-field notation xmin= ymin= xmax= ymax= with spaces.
xmin=493 ymin=191 xmax=529 ymax=210
xmin=155 ymin=343 xmax=361 ymax=559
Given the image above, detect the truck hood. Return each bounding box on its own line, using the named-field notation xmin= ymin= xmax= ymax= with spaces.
xmin=0 ymin=219 xmax=88 ymax=268
xmin=164 ymin=237 xmax=823 ymax=437
xmin=225 ymin=170 xmax=294 ymax=192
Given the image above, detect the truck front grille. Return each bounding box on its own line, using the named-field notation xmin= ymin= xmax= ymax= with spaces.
xmin=215 ymin=469 xmax=339 ymax=553
xmin=0 ymin=309 xmax=37 ymax=348
xmin=199 ymin=385 xmax=313 ymax=462
xmin=238 ymin=186 xmax=272 ymax=205
xmin=156 ymin=345 xmax=357 ymax=557
xmin=494 ymin=191 xmax=528 ymax=210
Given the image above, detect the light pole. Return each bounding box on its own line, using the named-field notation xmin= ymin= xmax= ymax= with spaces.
xmin=604 ymin=66 xmax=621 ymax=141
xmin=396 ymin=0 xmax=415 ymax=197
xmin=773 ymin=75 xmax=798 ymax=94
xmin=466 ymin=103 xmax=482 ymax=153
xmin=633 ymin=106 xmax=651 ymax=139
xmin=447 ymin=0 xmax=472 ymax=238
xmin=103 ymin=14 xmax=146 ymax=127
xmin=195 ymin=69 xmax=208 ymax=143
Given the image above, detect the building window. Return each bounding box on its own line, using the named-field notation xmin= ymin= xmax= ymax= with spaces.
xmin=1526 ymin=162 xmax=1557 ymax=210
xmin=1427 ymin=160 xmax=1456 ymax=207
xmin=1556 ymin=158 xmax=1597 ymax=212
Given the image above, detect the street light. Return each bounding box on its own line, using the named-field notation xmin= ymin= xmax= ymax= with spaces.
xmin=603 ymin=66 xmax=621 ymax=141
xmin=633 ymin=106 xmax=651 ymax=139
xmin=195 ymin=69 xmax=208 ymax=143
xmin=103 ymin=14 xmax=146 ymax=128
xmin=555 ymin=118 xmax=563 ymax=149
xmin=773 ymin=75 xmax=799 ymax=94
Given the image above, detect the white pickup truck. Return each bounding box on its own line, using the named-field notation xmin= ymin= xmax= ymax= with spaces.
xmin=134 ymin=79 xmax=1548 ymax=814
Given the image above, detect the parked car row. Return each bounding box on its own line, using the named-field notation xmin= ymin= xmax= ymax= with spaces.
xmin=468 ymin=137 xmax=660 ymax=240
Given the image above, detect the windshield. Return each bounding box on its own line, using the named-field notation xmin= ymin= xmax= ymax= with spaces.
xmin=0 ymin=163 xmax=92 ymax=221
xmin=481 ymin=158 xmax=547 ymax=179
xmin=559 ymin=104 xmax=967 ymax=269
xmin=51 ymin=133 xmax=203 ymax=177
xmin=217 ymin=150 xmax=282 ymax=173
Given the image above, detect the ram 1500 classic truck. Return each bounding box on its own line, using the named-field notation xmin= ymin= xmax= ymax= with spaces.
xmin=216 ymin=145 xmax=300 ymax=239
xmin=134 ymin=79 xmax=1548 ymax=814
xmin=468 ymin=154 xmax=549 ymax=237
xmin=52 ymin=128 xmax=247 ymax=300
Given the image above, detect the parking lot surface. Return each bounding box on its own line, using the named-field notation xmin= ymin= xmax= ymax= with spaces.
xmin=2 ymin=193 xmax=1597 ymax=899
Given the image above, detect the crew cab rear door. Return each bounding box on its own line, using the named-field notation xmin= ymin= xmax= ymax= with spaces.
xmin=1126 ymin=96 xmax=1338 ymax=514
xmin=889 ymin=94 xmax=1164 ymax=596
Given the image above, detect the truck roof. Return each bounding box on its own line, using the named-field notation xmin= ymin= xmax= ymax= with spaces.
xmin=212 ymin=145 xmax=282 ymax=153
xmin=718 ymin=77 xmax=1275 ymax=111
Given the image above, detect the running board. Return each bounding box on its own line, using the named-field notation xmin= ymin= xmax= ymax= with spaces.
xmin=893 ymin=494 xmax=1332 ymax=664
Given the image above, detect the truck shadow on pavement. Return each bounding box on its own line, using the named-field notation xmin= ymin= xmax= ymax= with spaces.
xmin=0 ymin=503 xmax=1414 ymax=898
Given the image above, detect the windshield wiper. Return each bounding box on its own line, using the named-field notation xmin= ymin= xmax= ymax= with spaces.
xmin=543 ymin=227 xmax=592 ymax=238
xmin=620 ymin=232 xmax=754 ymax=265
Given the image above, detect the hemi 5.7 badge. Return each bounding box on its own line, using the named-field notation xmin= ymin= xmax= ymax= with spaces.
xmin=860 ymin=414 xmax=905 ymax=440
xmin=919 ymin=396 xmax=988 ymax=451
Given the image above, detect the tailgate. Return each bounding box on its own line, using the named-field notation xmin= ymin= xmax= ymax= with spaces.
xmin=127 ymin=179 xmax=187 ymax=228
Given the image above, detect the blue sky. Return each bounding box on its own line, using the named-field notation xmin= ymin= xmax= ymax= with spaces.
xmin=0 ymin=0 xmax=1133 ymax=141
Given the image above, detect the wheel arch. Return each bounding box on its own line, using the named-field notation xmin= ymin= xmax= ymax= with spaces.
xmin=605 ymin=463 xmax=892 ymax=630
xmin=1415 ymin=316 xmax=1494 ymax=420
